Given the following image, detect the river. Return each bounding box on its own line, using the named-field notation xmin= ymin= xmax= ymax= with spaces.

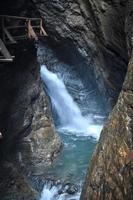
xmin=39 ymin=59 xmax=105 ymax=199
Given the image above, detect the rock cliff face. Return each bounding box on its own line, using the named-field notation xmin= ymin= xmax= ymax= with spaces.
xmin=81 ymin=1 xmax=133 ymax=199
xmin=0 ymin=1 xmax=62 ymax=199
xmin=0 ymin=41 xmax=61 ymax=199
xmin=0 ymin=161 xmax=37 ymax=200
xmin=0 ymin=41 xmax=61 ymax=166
xmin=81 ymin=56 xmax=133 ymax=200
xmin=33 ymin=0 xmax=128 ymax=110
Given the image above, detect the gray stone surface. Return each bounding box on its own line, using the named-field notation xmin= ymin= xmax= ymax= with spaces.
xmin=0 ymin=161 xmax=38 ymax=200
xmin=81 ymin=1 xmax=133 ymax=199
xmin=33 ymin=0 xmax=128 ymax=110
xmin=0 ymin=42 xmax=61 ymax=199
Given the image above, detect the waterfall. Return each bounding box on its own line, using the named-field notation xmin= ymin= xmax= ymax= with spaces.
xmin=40 ymin=65 xmax=89 ymax=131
xmin=40 ymin=65 xmax=103 ymax=200
xmin=40 ymin=65 xmax=102 ymax=138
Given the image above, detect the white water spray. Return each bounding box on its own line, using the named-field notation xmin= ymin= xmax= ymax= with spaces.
xmin=40 ymin=65 xmax=102 ymax=138
xmin=40 ymin=184 xmax=80 ymax=200
xmin=40 ymin=65 xmax=88 ymax=130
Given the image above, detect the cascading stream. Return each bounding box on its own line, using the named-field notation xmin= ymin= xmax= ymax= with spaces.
xmin=40 ymin=65 xmax=102 ymax=138
xmin=40 ymin=64 xmax=104 ymax=200
xmin=41 ymin=65 xmax=89 ymax=131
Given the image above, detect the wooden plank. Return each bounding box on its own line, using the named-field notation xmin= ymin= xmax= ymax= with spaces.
xmin=6 ymin=25 xmax=40 ymax=29
xmin=0 ymin=38 xmax=13 ymax=61
xmin=0 ymin=58 xmax=13 ymax=62
xmin=3 ymin=28 xmax=17 ymax=44
xmin=0 ymin=15 xmax=41 ymax=21
xmin=13 ymin=35 xmax=27 ymax=40
xmin=0 ymin=56 xmax=15 ymax=58
xmin=6 ymin=25 xmax=26 ymax=29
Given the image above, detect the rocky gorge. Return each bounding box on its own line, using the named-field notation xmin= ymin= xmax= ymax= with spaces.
xmin=0 ymin=0 xmax=133 ymax=200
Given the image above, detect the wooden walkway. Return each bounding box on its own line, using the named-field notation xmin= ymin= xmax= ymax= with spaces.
xmin=0 ymin=15 xmax=48 ymax=62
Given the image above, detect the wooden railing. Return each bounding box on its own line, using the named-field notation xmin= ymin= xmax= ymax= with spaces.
xmin=0 ymin=15 xmax=48 ymax=62
xmin=0 ymin=15 xmax=47 ymax=44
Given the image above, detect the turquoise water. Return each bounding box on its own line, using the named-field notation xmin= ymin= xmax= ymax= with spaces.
xmin=47 ymin=132 xmax=97 ymax=183
xmin=39 ymin=46 xmax=106 ymax=199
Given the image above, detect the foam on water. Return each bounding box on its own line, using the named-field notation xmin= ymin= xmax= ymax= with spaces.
xmin=40 ymin=65 xmax=102 ymax=140
xmin=40 ymin=184 xmax=80 ymax=200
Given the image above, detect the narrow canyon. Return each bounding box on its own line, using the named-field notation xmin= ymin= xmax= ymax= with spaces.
xmin=0 ymin=0 xmax=133 ymax=200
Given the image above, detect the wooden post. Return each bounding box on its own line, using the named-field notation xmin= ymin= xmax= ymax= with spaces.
xmin=0 ymin=38 xmax=13 ymax=62
xmin=0 ymin=15 xmax=47 ymax=44
xmin=27 ymin=20 xmax=38 ymax=41
xmin=40 ymin=19 xmax=47 ymax=36
xmin=1 ymin=17 xmax=5 ymax=43
xmin=27 ymin=19 xmax=30 ymax=39
xmin=40 ymin=19 xmax=43 ymax=36
xmin=3 ymin=28 xmax=17 ymax=44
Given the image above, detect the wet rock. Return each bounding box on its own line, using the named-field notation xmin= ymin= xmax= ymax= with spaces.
xmin=0 ymin=41 xmax=61 ymax=168
xmin=58 ymin=183 xmax=78 ymax=195
xmin=33 ymin=0 xmax=128 ymax=110
xmin=0 ymin=161 xmax=38 ymax=200
xmin=0 ymin=41 xmax=61 ymax=199
xmin=66 ymin=184 xmax=78 ymax=195
xmin=81 ymin=2 xmax=133 ymax=197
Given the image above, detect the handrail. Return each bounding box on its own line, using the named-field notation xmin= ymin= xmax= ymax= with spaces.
xmin=0 ymin=15 xmax=47 ymax=43
xmin=6 ymin=25 xmax=40 ymax=29
xmin=0 ymin=15 xmax=41 ymax=21
xmin=0 ymin=15 xmax=47 ymax=62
